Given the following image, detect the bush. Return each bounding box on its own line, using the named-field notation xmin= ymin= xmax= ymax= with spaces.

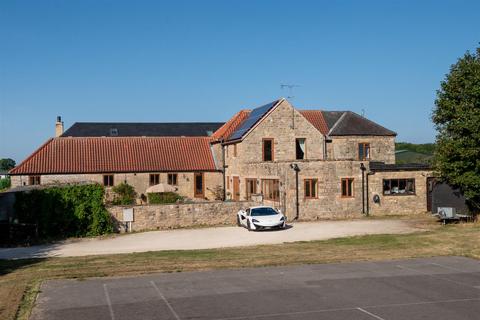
xmin=14 ymin=184 xmax=114 ymax=238
xmin=0 ymin=177 xmax=11 ymax=190
xmin=111 ymin=182 xmax=136 ymax=205
xmin=210 ymin=185 xmax=224 ymax=201
xmin=148 ymin=192 xmax=183 ymax=204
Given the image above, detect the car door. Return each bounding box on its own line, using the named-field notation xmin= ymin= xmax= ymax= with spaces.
xmin=240 ymin=208 xmax=249 ymax=226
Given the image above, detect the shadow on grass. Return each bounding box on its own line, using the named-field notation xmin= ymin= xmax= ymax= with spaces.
xmin=0 ymin=257 xmax=46 ymax=276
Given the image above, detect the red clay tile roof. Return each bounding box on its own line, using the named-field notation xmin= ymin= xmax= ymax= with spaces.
xmin=10 ymin=137 xmax=218 ymax=175
xmin=212 ymin=110 xmax=251 ymax=141
xmin=299 ymin=110 xmax=329 ymax=135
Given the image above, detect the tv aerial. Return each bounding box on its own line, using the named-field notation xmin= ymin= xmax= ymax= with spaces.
xmin=280 ymin=84 xmax=301 ymax=99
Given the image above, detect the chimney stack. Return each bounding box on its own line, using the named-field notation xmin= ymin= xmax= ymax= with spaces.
xmin=55 ymin=116 xmax=64 ymax=137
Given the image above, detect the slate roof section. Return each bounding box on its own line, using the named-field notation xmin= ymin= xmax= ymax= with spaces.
xmin=369 ymin=162 xmax=431 ymax=172
xmin=321 ymin=111 xmax=345 ymax=130
xmin=62 ymin=122 xmax=224 ymax=137
xmin=327 ymin=111 xmax=397 ymax=136
xmin=10 ymin=137 xmax=218 ymax=175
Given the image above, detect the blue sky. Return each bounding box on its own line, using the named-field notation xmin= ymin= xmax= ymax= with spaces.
xmin=1 ymin=0 xmax=479 ymax=162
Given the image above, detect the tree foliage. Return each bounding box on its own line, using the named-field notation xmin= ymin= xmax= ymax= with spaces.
xmin=0 ymin=158 xmax=15 ymax=171
xmin=432 ymin=46 xmax=480 ymax=210
xmin=111 ymin=182 xmax=137 ymax=205
xmin=0 ymin=177 xmax=11 ymax=191
xmin=14 ymin=184 xmax=113 ymax=238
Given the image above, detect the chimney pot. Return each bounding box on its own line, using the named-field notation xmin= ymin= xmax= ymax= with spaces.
xmin=55 ymin=116 xmax=64 ymax=137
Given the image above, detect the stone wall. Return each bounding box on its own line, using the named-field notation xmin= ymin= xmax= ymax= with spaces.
xmin=327 ymin=136 xmax=396 ymax=164
xmin=109 ymin=201 xmax=256 ymax=232
xmin=10 ymin=171 xmax=223 ymax=201
xmin=227 ymin=160 xmax=366 ymax=220
xmin=368 ymin=170 xmax=433 ymax=215
xmin=224 ymin=157 xmax=432 ymax=220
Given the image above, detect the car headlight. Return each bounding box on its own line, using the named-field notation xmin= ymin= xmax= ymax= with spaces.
xmin=280 ymin=216 xmax=285 ymax=221
xmin=252 ymin=219 xmax=259 ymax=223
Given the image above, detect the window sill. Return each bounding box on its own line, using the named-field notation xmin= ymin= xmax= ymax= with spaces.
xmin=383 ymin=193 xmax=416 ymax=197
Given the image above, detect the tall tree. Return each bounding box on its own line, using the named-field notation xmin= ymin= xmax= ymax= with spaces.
xmin=432 ymin=46 xmax=480 ymax=211
xmin=0 ymin=158 xmax=15 ymax=171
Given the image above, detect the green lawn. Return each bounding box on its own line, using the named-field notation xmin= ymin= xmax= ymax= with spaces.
xmin=1 ymin=219 xmax=479 ymax=320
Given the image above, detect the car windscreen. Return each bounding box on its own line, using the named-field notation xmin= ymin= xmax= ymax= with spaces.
xmin=251 ymin=207 xmax=278 ymax=216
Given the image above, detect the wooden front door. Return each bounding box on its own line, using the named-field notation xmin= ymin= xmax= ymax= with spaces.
xmin=233 ymin=176 xmax=240 ymax=201
xmin=194 ymin=173 xmax=204 ymax=198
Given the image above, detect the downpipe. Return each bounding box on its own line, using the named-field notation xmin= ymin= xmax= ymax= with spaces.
xmin=290 ymin=163 xmax=300 ymax=221
xmin=360 ymin=163 xmax=366 ymax=215
xmin=366 ymin=171 xmax=375 ymax=216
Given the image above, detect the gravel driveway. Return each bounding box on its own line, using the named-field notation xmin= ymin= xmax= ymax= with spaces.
xmin=0 ymin=219 xmax=417 ymax=259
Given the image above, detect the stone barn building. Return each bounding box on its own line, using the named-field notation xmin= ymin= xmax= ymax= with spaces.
xmin=9 ymin=98 xmax=432 ymax=220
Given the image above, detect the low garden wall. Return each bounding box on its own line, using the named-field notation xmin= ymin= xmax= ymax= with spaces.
xmin=108 ymin=201 xmax=257 ymax=232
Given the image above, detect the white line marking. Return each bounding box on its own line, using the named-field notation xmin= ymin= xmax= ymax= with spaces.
xmin=430 ymin=262 xmax=465 ymax=272
xmin=396 ymin=265 xmax=475 ymax=288
xmin=103 ymin=284 xmax=115 ymax=320
xmin=357 ymin=307 xmax=386 ymax=320
xmin=150 ymin=281 xmax=181 ymax=320
xmin=213 ymin=297 xmax=480 ymax=320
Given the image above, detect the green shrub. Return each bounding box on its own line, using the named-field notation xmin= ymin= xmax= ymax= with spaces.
xmin=111 ymin=182 xmax=136 ymax=205
xmin=14 ymin=184 xmax=113 ymax=238
xmin=148 ymin=192 xmax=183 ymax=204
xmin=0 ymin=177 xmax=11 ymax=191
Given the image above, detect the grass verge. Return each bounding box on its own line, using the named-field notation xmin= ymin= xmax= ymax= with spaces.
xmin=1 ymin=219 xmax=479 ymax=320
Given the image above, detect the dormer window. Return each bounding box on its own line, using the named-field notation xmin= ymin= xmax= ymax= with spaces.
xmin=110 ymin=128 xmax=118 ymax=136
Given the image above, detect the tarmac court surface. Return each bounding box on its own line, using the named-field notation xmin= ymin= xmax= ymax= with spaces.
xmin=31 ymin=256 xmax=480 ymax=320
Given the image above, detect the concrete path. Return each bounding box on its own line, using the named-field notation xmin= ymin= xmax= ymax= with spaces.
xmin=0 ymin=219 xmax=417 ymax=259
xmin=30 ymin=256 xmax=480 ymax=320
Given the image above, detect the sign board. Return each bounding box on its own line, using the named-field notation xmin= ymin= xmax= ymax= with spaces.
xmin=123 ymin=208 xmax=134 ymax=222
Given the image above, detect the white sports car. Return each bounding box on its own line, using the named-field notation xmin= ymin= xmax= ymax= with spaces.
xmin=237 ymin=206 xmax=286 ymax=231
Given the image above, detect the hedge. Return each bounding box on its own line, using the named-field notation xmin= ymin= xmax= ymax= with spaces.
xmin=0 ymin=177 xmax=10 ymax=191
xmin=147 ymin=192 xmax=183 ymax=204
xmin=14 ymin=184 xmax=114 ymax=238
